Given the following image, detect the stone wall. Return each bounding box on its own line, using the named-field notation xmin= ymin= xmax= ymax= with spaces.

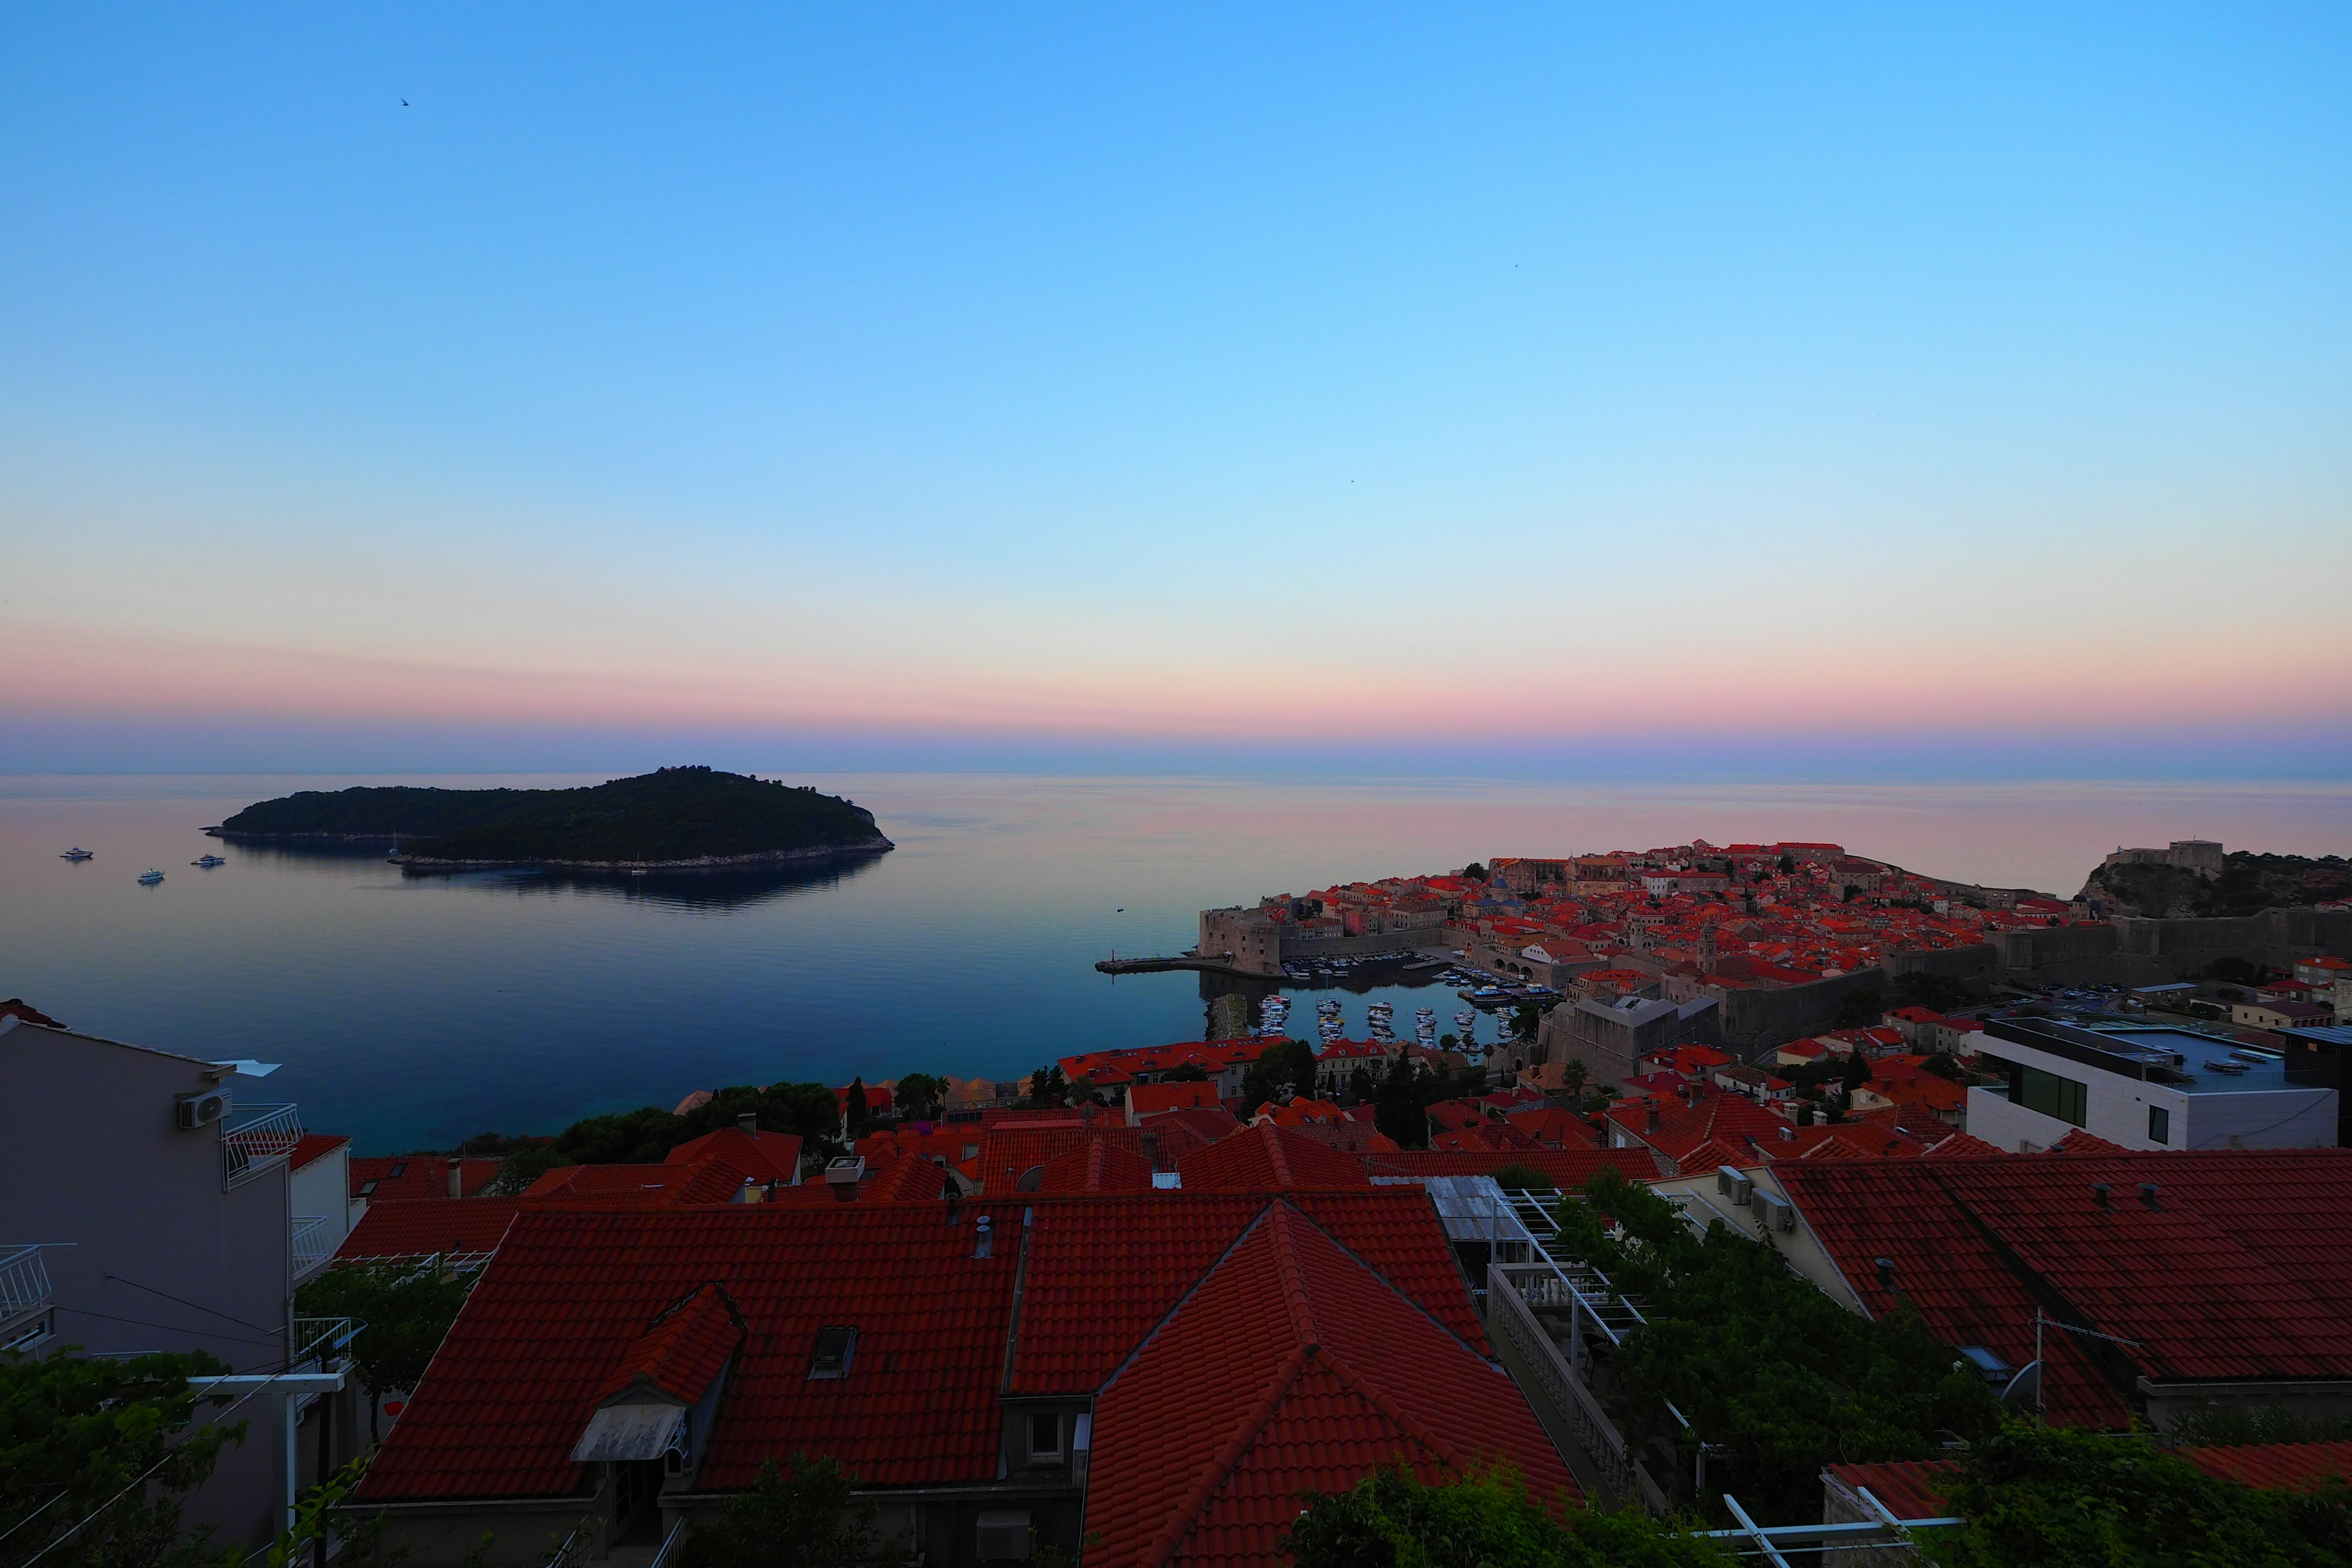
xmin=1881 ymin=944 xmax=1999 ymax=989
xmin=1985 ymin=908 xmax=2352 ymax=987
xmin=1712 ymin=968 xmax=1889 ymax=1057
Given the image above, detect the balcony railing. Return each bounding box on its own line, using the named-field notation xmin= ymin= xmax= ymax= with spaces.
xmin=222 ymin=1104 xmax=304 ymax=1189
xmin=291 ymin=1216 xmax=335 ymax=1278
xmin=0 ymin=1246 xmax=53 ymax=1316
xmin=0 ymin=1245 xmax=59 ymax=1353
xmin=292 ymin=1316 xmax=362 ymax=1367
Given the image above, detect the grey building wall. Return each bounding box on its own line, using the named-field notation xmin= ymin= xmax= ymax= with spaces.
xmin=1711 ymin=968 xmax=1888 ymax=1057
xmin=1986 ymin=908 xmax=2352 ymax=987
xmin=0 ymin=1018 xmax=303 ymax=1550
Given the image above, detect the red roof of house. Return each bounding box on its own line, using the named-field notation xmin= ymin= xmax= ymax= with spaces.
xmin=1084 ymin=1204 xmax=1577 ymax=1568
xmin=977 ymin=1121 xmax=1145 ymax=1194
xmin=1260 ymin=1096 xmax=1345 ymax=1127
xmin=1826 ymin=1459 xmax=1958 ymax=1521
xmin=350 ymin=1155 xmax=503 ymax=1202
xmin=356 ymin=1191 xmax=1512 ymax=1511
xmin=767 ymin=1154 xmax=951 ymax=1206
xmin=291 ymin=1134 xmax=349 ymax=1172
xmin=594 ymin=1283 xmax=744 ymax=1406
xmin=1178 ymin=1123 xmax=1370 ymax=1191
xmin=1363 ymin=1148 xmax=1662 ymax=1188
xmin=337 ymin=1197 xmax=524 ymax=1261
xmin=1126 ymin=1080 xmax=1223 ymax=1117
xmin=1775 ymin=1150 xmax=2352 ymax=1428
xmin=0 ymin=998 xmax=64 ymax=1029
xmin=1136 ymin=1106 xmax=1243 ymax=1169
xmin=1031 ymin=1137 xmax=1158 ymax=1194
xmin=665 ymin=1126 xmax=803 ymax=1182
xmin=2185 ymin=1441 xmax=2352 ymax=1492
xmin=1003 ymin=1189 xmax=1490 ymax=1395
xmin=1502 ymin=1106 xmax=1602 ymax=1148
xmin=521 ymin=1161 xmax=748 ymax=1208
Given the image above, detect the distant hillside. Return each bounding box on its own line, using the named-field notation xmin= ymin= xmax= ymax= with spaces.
xmin=2078 ymin=851 xmax=2352 ymax=919
xmin=213 ymin=767 xmax=893 ymax=868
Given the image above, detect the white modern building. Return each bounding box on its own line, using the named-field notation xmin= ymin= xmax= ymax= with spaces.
xmin=1969 ymin=1017 xmax=2337 ymax=1153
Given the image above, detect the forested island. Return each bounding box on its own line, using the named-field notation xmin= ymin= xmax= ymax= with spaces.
xmin=209 ymin=766 xmax=894 ymax=868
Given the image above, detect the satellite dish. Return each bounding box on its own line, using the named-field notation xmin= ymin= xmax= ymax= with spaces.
xmin=2000 ymin=1360 xmax=2043 ymax=1409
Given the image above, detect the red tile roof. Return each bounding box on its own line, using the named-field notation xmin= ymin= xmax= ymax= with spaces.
xmin=1032 ymin=1139 xmax=1158 ymax=1194
xmin=291 ymin=1133 xmax=349 ymax=1172
xmin=978 ymin=1121 xmax=1145 ymax=1194
xmin=0 ymin=998 xmax=64 ymax=1029
xmin=1363 ymin=1148 xmax=1662 ymax=1188
xmin=1178 ymin=1123 xmax=1370 ymax=1191
xmin=357 ymin=1204 xmax=1027 ymax=1501
xmin=665 ymin=1126 xmax=803 ymax=1182
xmin=350 ymin=1155 xmax=503 ymax=1202
xmin=1128 ymin=1081 xmax=1223 ymax=1118
xmin=522 ymin=1161 xmax=748 ymax=1208
xmin=2185 ymin=1441 xmax=2352 ymax=1493
xmin=1776 ymin=1151 xmax=2352 ymax=1428
xmin=337 ymin=1197 xmax=524 ymax=1261
xmin=358 ymin=1191 xmax=1504 ymax=1513
xmin=594 ymin=1283 xmax=744 ymax=1406
xmin=1083 ymin=1204 xmax=1577 ymax=1567
xmin=1137 ymin=1107 xmax=1243 ymax=1168
xmin=1825 ymin=1459 xmax=1957 ymax=1520
xmin=1005 ymin=1191 xmax=1489 ymax=1396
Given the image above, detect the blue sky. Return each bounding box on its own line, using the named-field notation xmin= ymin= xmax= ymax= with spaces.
xmin=4 ymin=4 xmax=2348 ymax=776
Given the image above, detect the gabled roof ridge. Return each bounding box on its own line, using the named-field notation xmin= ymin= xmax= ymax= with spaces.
xmin=1089 ymin=1198 xmax=1278 ymax=1398
xmin=1264 ymin=1207 xmax=1321 ymax=1349
xmin=1278 ymin=1197 xmax=1491 ymax=1365
xmin=1136 ymin=1341 xmax=1315 ymax=1568
xmin=1264 ymin=1122 xmax=1294 ymax=1188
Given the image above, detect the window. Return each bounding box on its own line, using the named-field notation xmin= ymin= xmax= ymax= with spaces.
xmin=1028 ymin=1413 xmax=1061 ymax=1460
xmin=2018 ymin=1066 xmax=2087 ymax=1128
xmin=386 ymin=1163 xmax=407 ymax=1179
xmin=2149 ymin=1105 xmax=2169 ymax=1145
xmin=356 ymin=1180 xmax=380 ymax=1198
xmin=809 ymin=1325 xmax=857 ymax=1379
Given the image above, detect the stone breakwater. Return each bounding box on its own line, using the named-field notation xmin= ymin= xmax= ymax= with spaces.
xmin=386 ymin=835 xmax=896 ymax=870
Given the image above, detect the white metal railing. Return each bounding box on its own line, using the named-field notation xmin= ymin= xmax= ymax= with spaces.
xmin=646 ymin=1518 xmax=685 ymax=1568
xmin=290 ymin=1216 xmax=334 ymax=1277
xmin=1705 ymin=1487 xmax=1961 ymax=1562
xmin=0 ymin=1246 xmax=55 ymax=1315
xmin=292 ymin=1316 xmax=361 ymax=1366
xmin=222 ymin=1104 xmax=304 ymax=1188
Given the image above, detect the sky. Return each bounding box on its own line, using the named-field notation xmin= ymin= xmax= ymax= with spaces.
xmin=3 ymin=4 xmax=2349 ymax=778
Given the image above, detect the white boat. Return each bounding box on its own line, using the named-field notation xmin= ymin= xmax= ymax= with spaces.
xmin=192 ymin=854 xmax=226 ymax=868
xmin=137 ymin=868 xmax=165 ymax=884
xmin=61 ymin=847 xmax=94 ymax=861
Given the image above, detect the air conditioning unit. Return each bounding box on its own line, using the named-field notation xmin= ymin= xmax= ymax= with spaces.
xmin=1753 ymin=1189 xmax=1796 ymax=1232
xmin=1716 ymin=1165 xmax=1754 ymax=1206
xmin=178 ymin=1090 xmax=231 ymax=1129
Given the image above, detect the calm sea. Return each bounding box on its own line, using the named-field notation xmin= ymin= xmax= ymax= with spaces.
xmin=2 ymin=772 xmax=2344 ymax=1153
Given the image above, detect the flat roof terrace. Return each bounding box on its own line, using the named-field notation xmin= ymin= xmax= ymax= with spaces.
xmin=2083 ymin=1025 xmax=2293 ymax=1095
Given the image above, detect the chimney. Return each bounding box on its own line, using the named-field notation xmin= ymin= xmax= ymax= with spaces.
xmin=975 ymin=1215 xmax=994 ymax=1259
xmin=734 ymin=1176 xmax=764 ymax=1204
xmin=1875 ymin=1256 xmax=1896 ymax=1288
xmin=447 ymin=1158 xmax=462 ymax=1199
xmin=2092 ymin=1182 xmax=2112 ymax=1210
xmin=2139 ymin=1183 xmax=2160 ymax=1209
xmin=1645 ymin=1099 xmax=1660 ymax=1136
xmin=737 ymin=1112 xmax=758 ymax=1137
xmin=824 ymin=1155 xmax=865 ymax=1203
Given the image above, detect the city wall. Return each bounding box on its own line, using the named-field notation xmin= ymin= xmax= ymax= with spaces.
xmin=1280 ymin=927 xmax=1453 ymax=961
xmin=1986 ymin=908 xmax=2352 ymax=987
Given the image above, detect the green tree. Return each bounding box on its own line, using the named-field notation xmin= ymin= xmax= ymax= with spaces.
xmin=1348 ymin=1066 xmax=1377 ymax=1106
xmin=1165 ymin=1062 xmax=1208 ymax=1083
xmin=1919 ymin=1421 xmax=2352 ymax=1567
xmin=1460 ymin=862 xmax=1488 ymax=881
xmin=1239 ymin=1040 xmax=1319 ymax=1113
xmin=1286 ymin=1464 xmax=1736 ymax=1568
xmin=842 ymin=1076 xmax=874 ymax=1138
xmin=892 ymin=1073 xmax=947 ymax=1123
xmin=1560 ymin=1058 xmax=1590 ymax=1098
xmin=295 ymin=1261 xmax=474 ymax=1441
xmin=0 ymin=1346 xmax=246 ymax=1568
xmin=1841 ymin=1051 xmax=1874 ymax=1091
xmin=1023 ymin=1066 xmax=1069 ymax=1109
xmin=1554 ymin=1167 xmax=1996 ymax=1522
xmin=677 ymin=1455 xmax=878 ymax=1568
xmin=1373 ymin=1057 xmax=1430 ymax=1148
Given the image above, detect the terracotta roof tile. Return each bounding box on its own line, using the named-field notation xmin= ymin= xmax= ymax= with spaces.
xmin=1178 ymin=1123 xmax=1369 ymax=1191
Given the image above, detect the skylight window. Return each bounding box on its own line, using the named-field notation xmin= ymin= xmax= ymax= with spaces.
xmin=809 ymin=1325 xmax=858 ymax=1379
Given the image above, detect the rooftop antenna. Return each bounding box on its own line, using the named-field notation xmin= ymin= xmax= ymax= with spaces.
xmin=2013 ymin=1309 xmax=2143 ymax=1422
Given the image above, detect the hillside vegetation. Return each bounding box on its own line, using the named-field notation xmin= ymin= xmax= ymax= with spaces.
xmin=215 ymin=766 xmax=891 ymax=866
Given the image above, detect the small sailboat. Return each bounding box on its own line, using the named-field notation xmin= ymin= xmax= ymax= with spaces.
xmin=61 ymin=847 xmax=94 ymax=861
xmin=192 ymin=854 xmax=227 ymax=868
xmin=137 ymin=868 xmax=165 ymax=884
